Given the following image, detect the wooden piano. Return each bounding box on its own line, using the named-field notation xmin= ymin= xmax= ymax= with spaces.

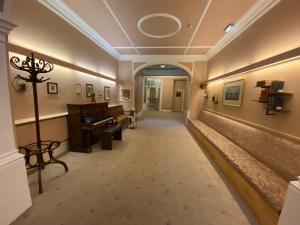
xmin=67 ymin=102 xmax=115 ymax=153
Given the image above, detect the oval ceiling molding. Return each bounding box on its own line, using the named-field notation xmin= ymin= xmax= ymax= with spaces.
xmin=137 ymin=13 xmax=181 ymax=39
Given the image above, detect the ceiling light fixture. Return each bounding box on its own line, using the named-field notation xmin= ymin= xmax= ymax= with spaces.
xmin=224 ymin=23 xmax=234 ymax=33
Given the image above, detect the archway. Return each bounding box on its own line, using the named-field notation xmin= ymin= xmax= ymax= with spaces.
xmin=133 ymin=63 xmax=192 ymax=119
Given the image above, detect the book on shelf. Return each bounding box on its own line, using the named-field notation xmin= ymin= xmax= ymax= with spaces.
xmin=271 ymin=80 xmax=285 ymax=92
xmin=267 ymin=96 xmax=284 ymax=110
xmin=256 ymin=80 xmax=272 ymax=87
xmin=259 ymin=88 xmax=270 ymax=102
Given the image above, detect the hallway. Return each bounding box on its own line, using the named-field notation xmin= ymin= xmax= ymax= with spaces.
xmin=12 ymin=112 xmax=256 ymax=225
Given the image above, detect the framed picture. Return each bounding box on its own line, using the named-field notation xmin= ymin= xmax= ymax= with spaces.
xmin=47 ymin=82 xmax=58 ymax=94
xmin=223 ymin=79 xmax=245 ymax=107
xmin=120 ymin=87 xmax=131 ymax=102
xmin=104 ymin=86 xmax=111 ymax=101
xmin=74 ymin=83 xmax=81 ymax=94
xmin=86 ymin=84 xmax=93 ymax=97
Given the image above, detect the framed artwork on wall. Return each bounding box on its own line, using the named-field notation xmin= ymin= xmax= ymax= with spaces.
xmin=47 ymin=82 xmax=58 ymax=94
xmin=74 ymin=83 xmax=81 ymax=94
xmin=104 ymin=86 xmax=111 ymax=101
xmin=223 ymin=79 xmax=245 ymax=107
xmin=120 ymin=87 xmax=131 ymax=102
xmin=86 ymin=84 xmax=93 ymax=97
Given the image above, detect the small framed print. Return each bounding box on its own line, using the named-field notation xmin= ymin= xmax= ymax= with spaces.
xmin=120 ymin=87 xmax=131 ymax=102
xmin=47 ymin=82 xmax=58 ymax=94
xmin=86 ymin=84 xmax=93 ymax=97
xmin=74 ymin=83 xmax=81 ymax=94
xmin=104 ymin=86 xmax=111 ymax=101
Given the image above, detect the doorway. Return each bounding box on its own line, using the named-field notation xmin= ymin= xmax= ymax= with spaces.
xmin=144 ymin=78 xmax=161 ymax=111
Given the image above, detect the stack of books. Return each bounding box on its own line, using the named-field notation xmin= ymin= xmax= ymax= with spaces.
xmin=256 ymin=80 xmax=272 ymax=87
xmin=259 ymin=88 xmax=270 ymax=103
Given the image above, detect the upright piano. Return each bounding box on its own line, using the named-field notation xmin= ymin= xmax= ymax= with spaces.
xmin=67 ymin=102 xmax=115 ymax=153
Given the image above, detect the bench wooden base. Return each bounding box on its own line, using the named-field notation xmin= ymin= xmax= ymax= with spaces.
xmin=188 ymin=121 xmax=279 ymax=225
xmin=101 ymin=124 xmax=122 ymax=150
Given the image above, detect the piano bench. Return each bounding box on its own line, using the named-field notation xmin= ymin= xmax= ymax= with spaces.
xmin=101 ymin=123 xmax=122 ymax=150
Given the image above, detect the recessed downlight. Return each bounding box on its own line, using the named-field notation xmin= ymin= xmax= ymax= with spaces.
xmin=224 ymin=23 xmax=234 ymax=33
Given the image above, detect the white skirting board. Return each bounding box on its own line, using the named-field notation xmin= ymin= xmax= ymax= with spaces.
xmin=278 ymin=178 xmax=300 ymax=225
xmin=0 ymin=151 xmax=32 ymax=225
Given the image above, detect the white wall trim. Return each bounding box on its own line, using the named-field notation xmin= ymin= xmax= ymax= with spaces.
xmin=134 ymin=61 xmax=193 ymax=78
xmin=102 ymin=0 xmax=139 ymax=55
xmin=114 ymin=46 xmax=213 ymax=49
xmin=0 ymin=150 xmax=24 ymax=169
xmin=207 ymin=0 xmax=281 ymax=60
xmin=15 ymin=112 xmax=68 ymax=125
xmin=38 ymin=0 xmax=120 ymax=59
xmin=120 ymin=54 xmax=207 ymax=62
xmin=184 ymin=0 xmax=212 ymax=55
xmin=0 ymin=17 xmax=16 ymax=42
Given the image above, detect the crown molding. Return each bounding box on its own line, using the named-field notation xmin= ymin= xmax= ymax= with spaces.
xmin=102 ymin=0 xmax=139 ymax=54
xmin=0 ymin=17 xmax=16 ymax=34
xmin=114 ymin=46 xmax=213 ymax=49
xmin=184 ymin=0 xmax=212 ymax=55
xmin=207 ymin=0 xmax=281 ymax=60
xmin=119 ymin=54 xmax=208 ymax=62
xmin=38 ymin=0 xmax=120 ymax=59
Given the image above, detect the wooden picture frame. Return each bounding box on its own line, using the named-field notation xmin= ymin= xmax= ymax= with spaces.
xmin=86 ymin=84 xmax=93 ymax=97
xmin=120 ymin=87 xmax=131 ymax=102
xmin=223 ymin=79 xmax=245 ymax=107
xmin=104 ymin=86 xmax=111 ymax=101
xmin=47 ymin=82 xmax=58 ymax=94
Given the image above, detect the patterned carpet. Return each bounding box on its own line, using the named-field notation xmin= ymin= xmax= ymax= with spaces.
xmin=12 ymin=112 xmax=258 ymax=225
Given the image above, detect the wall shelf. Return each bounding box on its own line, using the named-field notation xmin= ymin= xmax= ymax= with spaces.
xmin=254 ymin=80 xmax=292 ymax=116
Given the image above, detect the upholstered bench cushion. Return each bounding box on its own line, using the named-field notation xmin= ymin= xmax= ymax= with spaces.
xmin=191 ymin=119 xmax=288 ymax=212
xmin=117 ymin=115 xmax=128 ymax=123
xmin=199 ymin=110 xmax=300 ymax=182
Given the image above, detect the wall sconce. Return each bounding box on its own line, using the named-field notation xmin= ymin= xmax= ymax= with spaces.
xmin=212 ymin=94 xmax=219 ymax=104
xmin=200 ymin=82 xmax=207 ymax=89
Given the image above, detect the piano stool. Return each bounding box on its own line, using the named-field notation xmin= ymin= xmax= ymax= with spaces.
xmin=101 ymin=123 xmax=122 ymax=150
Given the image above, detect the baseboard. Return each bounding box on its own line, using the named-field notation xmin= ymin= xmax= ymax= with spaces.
xmin=0 ymin=151 xmax=32 ymax=225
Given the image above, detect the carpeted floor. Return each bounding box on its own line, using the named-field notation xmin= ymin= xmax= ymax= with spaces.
xmin=12 ymin=112 xmax=258 ymax=225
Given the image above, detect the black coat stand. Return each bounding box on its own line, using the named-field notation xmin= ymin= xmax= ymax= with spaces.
xmin=10 ymin=53 xmax=68 ymax=193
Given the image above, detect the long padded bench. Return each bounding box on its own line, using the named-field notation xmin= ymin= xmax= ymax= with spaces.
xmin=188 ymin=110 xmax=300 ymax=225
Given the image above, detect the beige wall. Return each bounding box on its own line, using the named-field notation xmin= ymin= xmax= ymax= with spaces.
xmin=8 ymin=0 xmax=119 ymax=148
xmin=204 ymin=0 xmax=300 ymax=139
xmin=161 ymin=77 xmax=188 ymax=110
xmin=190 ymin=61 xmax=207 ymax=119
xmin=119 ymin=61 xmax=133 ymax=111
xmin=9 ymin=0 xmax=118 ymax=78
xmin=207 ymin=0 xmax=300 ymax=79
xmin=134 ymin=74 xmax=143 ymax=114
xmin=161 ymin=77 xmax=174 ymax=110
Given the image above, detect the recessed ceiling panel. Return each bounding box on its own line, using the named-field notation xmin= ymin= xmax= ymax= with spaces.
xmin=186 ymin=48 xmax=210 ymax=55
xmin=107 ymin=0 xmax=208 ymax=47
xmin=138 ymin=48 xmax=186 ymax=55
xmin=191 ymin=0 xmax=256 ymax=46
xmin=63 ymin=0 xmax=131 ymax=47
xmin=115 ymin=48 xmax=137 ymax=55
